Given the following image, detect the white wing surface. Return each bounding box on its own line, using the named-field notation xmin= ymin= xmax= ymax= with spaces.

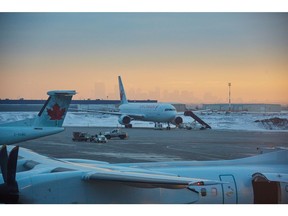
xmin=82 ymin=170 xmax=225 ymax=189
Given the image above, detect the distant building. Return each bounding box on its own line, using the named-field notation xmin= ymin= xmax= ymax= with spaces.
xmin=0 ymin=98 xmax=190 ymax=113
xmin=171 ymin=103 xmax=187 ymax=112
xmin=0 ymin=99 xmax=157 ymax=112
xmin=203 ymin=103 xmax=282 ymax=112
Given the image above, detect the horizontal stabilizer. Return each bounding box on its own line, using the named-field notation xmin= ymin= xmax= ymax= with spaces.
xmin=47 ymin=90 xmax=76 ymax=96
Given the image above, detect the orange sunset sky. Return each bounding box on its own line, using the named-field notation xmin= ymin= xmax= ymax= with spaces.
xmin=0 ymin=13 xmax=287 ymax=104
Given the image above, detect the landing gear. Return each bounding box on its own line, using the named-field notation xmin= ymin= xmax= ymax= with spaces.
xmin=154 ymin=122 xmax=163 ymax=130
xmin=166 ymin=122 xmax=171 ymax=130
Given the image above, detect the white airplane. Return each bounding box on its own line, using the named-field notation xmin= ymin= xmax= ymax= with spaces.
xmin=0 ymin=145 xmax=287 ymax=204
xmin=0 ymin=90 xmax=76 ymax=145
xmin=100 ymin=76 xmax=183 ymax=129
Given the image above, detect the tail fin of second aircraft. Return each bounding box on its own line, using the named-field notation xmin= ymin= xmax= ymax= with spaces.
xmin=118 ymin=76 xmax=128 ymax=104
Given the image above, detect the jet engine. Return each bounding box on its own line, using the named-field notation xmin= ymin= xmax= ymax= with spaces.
xmin=118 ymin=115 xmax=131 ymax=125
xmin=171 ymin=116 xmax=183 ymax=125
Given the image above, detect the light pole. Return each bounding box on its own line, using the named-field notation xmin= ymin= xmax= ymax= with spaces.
xmin=228 ymin=83 xmax=231 ymax=112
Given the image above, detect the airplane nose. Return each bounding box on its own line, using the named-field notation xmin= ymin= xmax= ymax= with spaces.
xmin=170 ymin=111 xmax=177 ymax=120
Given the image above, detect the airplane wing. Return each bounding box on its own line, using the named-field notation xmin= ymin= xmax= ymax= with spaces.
xmin=98 ymin=111 xmax=145 ymax=120
xmin=11 ymin=145 xmax=225 ymax=190
xmin=70 ymin=109 xmax=145 ymax=120
xmin=82 ymin=170 xmax=225 ymax=189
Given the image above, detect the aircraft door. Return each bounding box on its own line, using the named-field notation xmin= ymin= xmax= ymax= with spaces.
xmin=219 ymin=175 xmax=237 ymax=204
xmin=252 ymin=173 xmax=280 ymax=204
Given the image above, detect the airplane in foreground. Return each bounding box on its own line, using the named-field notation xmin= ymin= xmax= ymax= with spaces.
xmin=100 ymin=76 xmax=183 ymax=129
xmin=0 ymin=90 xmax=76 ymax=145
xmin=0 ymin=145 xmax=287 ymax=204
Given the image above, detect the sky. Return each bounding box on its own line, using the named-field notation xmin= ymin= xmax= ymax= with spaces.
xmin=0 ymin=13 xmax=287 ymax=104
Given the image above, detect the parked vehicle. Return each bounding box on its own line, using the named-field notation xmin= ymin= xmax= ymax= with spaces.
xmin=73 ymin=132 xmax=107 ymax=143
xmin=104 ymin=129 xmax=128 ymax=139
xmin=92 ymin=134 xmax=107 ymax=143
xmin=72 ymin=132 xmax=91 ymax=142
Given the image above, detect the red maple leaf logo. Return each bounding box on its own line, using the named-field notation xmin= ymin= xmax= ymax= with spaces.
xmin=47 ymin=104 xmax=66 ymax=120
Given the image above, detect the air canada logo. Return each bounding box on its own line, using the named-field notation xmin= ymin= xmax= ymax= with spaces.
xmin=47 ymin=104 xmax=66 ymax=120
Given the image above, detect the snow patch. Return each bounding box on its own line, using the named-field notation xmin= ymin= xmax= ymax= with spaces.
xmin=0 ymin=111 xmax=288 ymax=132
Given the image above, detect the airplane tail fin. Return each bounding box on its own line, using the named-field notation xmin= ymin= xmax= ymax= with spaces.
xmin=1 ymin=90 xmax=76 ymax=128
xmin=118 ymin=76 xmax=128 ymax=104
xmin=33 ymin=90 xmax=76 ymax=127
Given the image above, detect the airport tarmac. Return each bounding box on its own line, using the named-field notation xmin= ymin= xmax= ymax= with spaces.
xmin=18 ymin=127 xmax=288 ymax=163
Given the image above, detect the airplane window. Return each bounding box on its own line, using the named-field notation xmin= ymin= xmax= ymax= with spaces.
xmin=211 ymin=188 xmax=217 ymax=196
xmin=201 ymin=188 xmax=207 ymax=196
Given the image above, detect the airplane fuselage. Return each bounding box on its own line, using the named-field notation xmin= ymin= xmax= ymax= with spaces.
xmin=136 ymin=162 xmax=288 ymax=204
xmin=4 ymin=147 xmax=287 ymax=204
xmin=117 ymin=150 xmax=288 ymax=204
xmin=0 ymin=127 xmax=64 ymax=145
xmin=119 ymin=103 xmax=177 ymax=123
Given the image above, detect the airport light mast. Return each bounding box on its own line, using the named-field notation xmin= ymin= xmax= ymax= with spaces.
xmin=228 ymin=82 xmax=231 ymax=112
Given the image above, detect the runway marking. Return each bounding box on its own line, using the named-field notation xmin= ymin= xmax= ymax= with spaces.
xmin=28 ymin=140 xmax=75 ymax=147
xmin=137 ymin=142 xmax=156 ymax=145
xmin=80 ymin=151 xmax=181 ymax=162
xmin=165 ymin=145 xmax=229 ymax=160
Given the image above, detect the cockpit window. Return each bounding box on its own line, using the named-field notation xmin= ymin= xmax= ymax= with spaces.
xmin=165 ymin=108 xmax=176 ymax=111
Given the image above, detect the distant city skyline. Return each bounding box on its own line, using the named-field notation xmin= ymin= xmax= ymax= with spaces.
xmin=0 ymin=13 xmax=287 ymax=104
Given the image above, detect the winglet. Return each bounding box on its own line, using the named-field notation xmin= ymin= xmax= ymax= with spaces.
xmin=118 ymin=76 xmax=128 ymax=104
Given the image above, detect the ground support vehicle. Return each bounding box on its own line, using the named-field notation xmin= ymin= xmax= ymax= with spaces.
xmin=104 ymin=129 xmax=128 ymax=139
xmin=92 ymin=134 xmax=107 ymax=143
xmin=72 ymin=132 xmax=91 ymax=142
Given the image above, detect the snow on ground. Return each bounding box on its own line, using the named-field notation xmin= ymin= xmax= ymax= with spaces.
xmin=193 ymin=111 xmax=288 ymax=131
xmin=0 ymin=111 xmax=288 ymax=132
